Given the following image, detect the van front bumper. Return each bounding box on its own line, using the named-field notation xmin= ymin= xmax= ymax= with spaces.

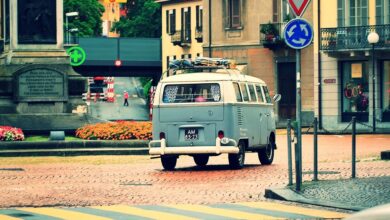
xmin=148 ymin=138 xmax=238 ymax=155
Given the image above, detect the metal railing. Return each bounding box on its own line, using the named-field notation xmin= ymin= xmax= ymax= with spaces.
xmin=64 ymin=34 xmax=79 ymax=45
xmin=259 ymin=22 xmax=287 ymax=46
xmin=171 ymin=29 xmax=191 ymax=46
xmin=195 ymin=27 xmax=203 ymax=42
xmin=320 ymin=24 xmax=390 ymax=51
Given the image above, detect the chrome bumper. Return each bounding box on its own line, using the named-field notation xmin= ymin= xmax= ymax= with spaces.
xmin=148 ymin=138 xmax=238 ymax=155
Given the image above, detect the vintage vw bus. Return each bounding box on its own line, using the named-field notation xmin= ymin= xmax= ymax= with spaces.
xmin=149 ymin=61 xmax=279 ymax=170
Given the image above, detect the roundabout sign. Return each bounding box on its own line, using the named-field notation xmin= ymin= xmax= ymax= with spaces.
xmin=283 ymin=18 xmax=313 ymax=49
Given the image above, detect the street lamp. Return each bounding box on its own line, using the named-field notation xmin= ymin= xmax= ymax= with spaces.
xmin=65 ymin=12 xmax=79 ymax=44
xmin=367 ymin=32 xmax=379 ymax=133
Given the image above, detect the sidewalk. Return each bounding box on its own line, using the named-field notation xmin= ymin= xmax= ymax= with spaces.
xmin=266 ymin=174 xmax=390 ymax=211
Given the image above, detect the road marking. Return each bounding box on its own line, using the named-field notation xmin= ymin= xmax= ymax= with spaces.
xmin=93 ymin=205 xmax=198 ymax=220
xmin=0 ymin=214 xmax=21 ymax=220
xmin=164 ymin=204 xmax=278 ymax=220
xmin=240 ymin=202 xmax=349 ymax=219
xmin=17 ymin=208 xmax=110 ymax=220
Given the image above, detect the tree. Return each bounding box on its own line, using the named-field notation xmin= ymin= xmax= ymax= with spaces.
xmin=64 ymin=0 xmax=105 ymax=37
xmin=112 ymin=0 xmax=161 ymax=38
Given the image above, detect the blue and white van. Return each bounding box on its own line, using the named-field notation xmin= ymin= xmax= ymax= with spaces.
xmin=149 ymin=65 xmax=279 ymax=170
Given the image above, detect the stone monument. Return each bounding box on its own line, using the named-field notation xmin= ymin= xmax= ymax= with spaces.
xmin=0 ymin=0 xmax=90 ymax=132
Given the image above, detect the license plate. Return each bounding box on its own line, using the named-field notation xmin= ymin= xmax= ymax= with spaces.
xmin=185 ymin=128 xmax=198 ymax=140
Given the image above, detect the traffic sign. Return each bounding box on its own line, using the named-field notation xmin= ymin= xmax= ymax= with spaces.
xmin=283 ymin=18 xmax=313 ymax=49
xmin=288 ymin=0 xmax=311 ymax=17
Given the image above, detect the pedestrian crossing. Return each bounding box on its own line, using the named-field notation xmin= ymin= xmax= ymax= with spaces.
xmin=0 ymin=201 xmax=349 ymax=220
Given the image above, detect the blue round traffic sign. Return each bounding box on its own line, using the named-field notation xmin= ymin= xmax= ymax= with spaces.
xmin=284 ymin=18 xmax=314 ymax=49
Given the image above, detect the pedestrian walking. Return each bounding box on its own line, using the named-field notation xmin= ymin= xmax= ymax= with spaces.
xmin=123 ymin=90 xmax=129 ymax=106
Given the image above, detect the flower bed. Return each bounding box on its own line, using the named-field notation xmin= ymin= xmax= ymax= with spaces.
xmin=76 ymin=121 xmax=152 ymax=140
xmin=0 ymin=126 xmax=25 ymax=141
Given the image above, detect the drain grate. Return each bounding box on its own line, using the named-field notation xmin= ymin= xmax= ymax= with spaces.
xmin=303 ymin=170 xmax=340 ymax=175
xmin=0 ymin=168 xmax=24 ymax=171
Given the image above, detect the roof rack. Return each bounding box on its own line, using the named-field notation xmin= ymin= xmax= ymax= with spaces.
xmin=162 ymin=57 xmax=239 ymax=79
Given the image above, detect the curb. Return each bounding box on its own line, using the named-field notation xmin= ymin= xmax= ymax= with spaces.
xmin=0 ymin=140 xmax=150 ymax=157
xmin=265 ymin=187 xmax=365 ymax=211
xmin=381 ymin=150 xmax=390 ymax=160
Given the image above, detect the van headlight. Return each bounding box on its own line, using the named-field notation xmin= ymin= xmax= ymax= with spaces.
xmin=221 ymin=137 xmax=230 ymax=145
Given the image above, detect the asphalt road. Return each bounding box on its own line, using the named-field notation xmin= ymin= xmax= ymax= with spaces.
xmin=88 ymin=77 xmax=149 ymax=121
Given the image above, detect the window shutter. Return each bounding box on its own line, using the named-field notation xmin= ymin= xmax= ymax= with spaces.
xmin=166 ymin=10 xmax=169 ymax=33
xmin=196 ymin=6 xmax=199 ymax=29
xmin=188 ymin=7 xmax=191 ymax=32
xmin=181 ymin=8 xmax=184 ymax=34
xmin=171 ymin=9 xmax=176 ymax=34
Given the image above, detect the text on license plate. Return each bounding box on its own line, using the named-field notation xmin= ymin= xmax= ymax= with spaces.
xmin=185 ymin=128 xmax=198 ymax=140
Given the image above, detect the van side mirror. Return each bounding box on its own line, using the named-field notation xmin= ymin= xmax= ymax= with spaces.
xmin=273 ymin=94 xmax=281 ymax=102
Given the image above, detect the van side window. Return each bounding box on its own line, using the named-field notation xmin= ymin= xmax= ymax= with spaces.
xmin=248 ymin=84 xmax=257 ymax=102
xmin=256 ymin=85 xmax=265 ymax=103
xmin=233 ymin=83 xmax=242 ymax=102
xmin=163 ymin=84 xmax=221 ymax=103
xmin=240 ymin=83 xmax=250 ymax=102
xmin=262 ymin=86 xmax=272 ymax=103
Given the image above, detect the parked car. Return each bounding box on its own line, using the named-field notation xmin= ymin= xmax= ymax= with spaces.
xmin=149 ymin=61 xmax=280 ymax=170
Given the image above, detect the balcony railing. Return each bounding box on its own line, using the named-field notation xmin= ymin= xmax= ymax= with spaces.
xmin=195 ymin=27 xmax=203 ymax=43
xmin=320 ymin=24 xmax=390 ymax=52
xmin=259 ymin=22 xmax=287 ymax=50
xmin=171 ymin=29 xmax=191 ymax=47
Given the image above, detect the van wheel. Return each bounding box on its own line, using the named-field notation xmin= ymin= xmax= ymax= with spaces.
xmin=258 ymin=142 xmax=274 ymax=165
xmin=161 ymin=156 xmax=177 ymax=170
xmin=228 ymin=141 xmax=246 ymax=169
xmin=193 ymin=155 xmax=209 ymax=167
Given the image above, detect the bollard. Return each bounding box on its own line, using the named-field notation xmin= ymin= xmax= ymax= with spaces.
xmin=352 ymin=117 xmax=356 ymax=178
xmin=287 ymin=119 xmax=293 ymax=186
xmin=313 ymin=117 xmax=318 ymax=181
xmin=292 ymin=121 xmax=301 ymax=191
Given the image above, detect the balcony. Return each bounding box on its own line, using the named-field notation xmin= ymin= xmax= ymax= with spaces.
xmin=320 ymin=24 xmax=390 ymax=52
xmin=259 ymin=22 xmax=287 ymax=50
xmin=195 ymin=27 xmax=203 ymax=43
xmin=171 ymin=29 xmax=191 ymax=47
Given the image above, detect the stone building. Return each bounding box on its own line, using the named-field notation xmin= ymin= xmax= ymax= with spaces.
xmin=316 ymin=0 xmax=390 ymax=132
xmin=202 ymin=0 xmax=315 ymax=126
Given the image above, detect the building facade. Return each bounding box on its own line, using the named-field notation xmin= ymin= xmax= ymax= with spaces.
xmin=100 ymin=0 xmax=127 ymax=37
xmin=156 ymin=0 xmax=204 ymax=73
xmin=317 ymin=0 xmax=390 ymax=132
xmin=202 ymin=0 xmax=315 ymax=126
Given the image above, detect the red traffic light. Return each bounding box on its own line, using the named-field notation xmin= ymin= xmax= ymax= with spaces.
xmin=115 ymin=60 xmax=122 ymax=67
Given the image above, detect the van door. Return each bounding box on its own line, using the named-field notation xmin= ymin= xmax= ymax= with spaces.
xmin=262 ymin=86 xmax=274 ymax=137
xmin=256 ymin=84 xmax=268 ymax=145
xmin=247 ymin=83 xmax=261 ymax=146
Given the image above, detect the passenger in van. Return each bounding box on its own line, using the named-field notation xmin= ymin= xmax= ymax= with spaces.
xmin=195 ymin=95 xmax=206 ymax=102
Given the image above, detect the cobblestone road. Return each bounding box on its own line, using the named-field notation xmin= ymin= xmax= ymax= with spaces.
xmin=0 ymin=134 xmax=388 ymax=208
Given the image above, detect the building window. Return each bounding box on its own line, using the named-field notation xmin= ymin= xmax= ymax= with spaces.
xmin=338 ymin=0 xmax=368 ymax=27
xmin=376 ymin=0 xmax=390 ymax=25
xmin=4 ymin=0 xmax=9 ymax=43
xmin=227 ymin=0 xmax=241 ymax=28
xmin=382 ymin=61 xmax=390 ymax=121
xmin=166 ymin=9 xmax=176 ymax=35
xmin=196 ymin=6 xmax=203 ymax=31
xmin=181 ymin=7 xmax=191 ymax=42
xmin=341 ymin=62 xmax=369 ymax=122
xmin=0 ymin=0 xmax=3 ymax=40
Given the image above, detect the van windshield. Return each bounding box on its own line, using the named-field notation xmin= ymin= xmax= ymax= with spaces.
xmin=163 ymin=84 xmax=221 ymax=103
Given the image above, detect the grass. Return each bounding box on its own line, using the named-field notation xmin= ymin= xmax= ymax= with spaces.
xmin=24 ymin=136 xmax=82 ymax=142
xmin=0 ymin=155 xmax=151 ymax=165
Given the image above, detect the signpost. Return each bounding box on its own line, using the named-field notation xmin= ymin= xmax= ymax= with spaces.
xmin=284 ymin=0 xmax=313 ymax=192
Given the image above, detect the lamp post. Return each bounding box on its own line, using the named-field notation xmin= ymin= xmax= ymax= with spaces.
xmin=65 ymin=12 xmax=79 ymax=44
xmin=367 ymin=32 xmax=379 ymax=133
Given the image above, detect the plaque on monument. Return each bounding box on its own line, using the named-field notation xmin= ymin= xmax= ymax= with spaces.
xmin=18 ymin=0 xmax=56 ymax=44
xmin=15 ymin=68 xmax=68 ymax=102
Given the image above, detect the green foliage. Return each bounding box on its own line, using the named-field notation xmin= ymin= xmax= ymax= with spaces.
xmin=260 ymin=22 xmax=278 ymax=35
xmin=64 ymin=0 xmax=105 ymax=37
xmin=112 ymin=0 xmax=161 ymax=37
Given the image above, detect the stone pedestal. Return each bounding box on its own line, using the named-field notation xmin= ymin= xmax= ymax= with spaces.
xmin=0 ymin=0 xmax=89 ymax=132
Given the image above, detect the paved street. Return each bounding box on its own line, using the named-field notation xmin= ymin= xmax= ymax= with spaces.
xmin=0 ymin=134 xmax=388 ymax=213
xmin=89 ymin=77 xmax=149 ymax=121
